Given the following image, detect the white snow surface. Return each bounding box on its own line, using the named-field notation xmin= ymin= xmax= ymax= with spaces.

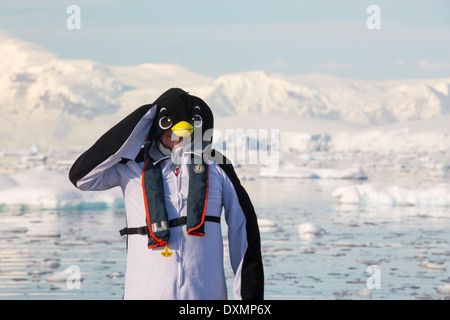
xmin=1 ymin=33 xmax=450 ymax=153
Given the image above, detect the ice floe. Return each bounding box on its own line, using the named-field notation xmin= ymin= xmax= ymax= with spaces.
xmin=106 ymin=272 xmax=124 ymax=279
xmin=261 ymin=165 xmax=367 ymax=180
xmin=0 ymin=170 xmax=123 ymax=210
xmin=355 ymin=259 xmax=381 ymax=266
xmin=333 ymin=288 xmax=372 ymax=300
xmin=420 ymin=261 xmax=447 ymax=272
xmin=257 ymin=218 xmax=283 ymax=233
xmin=55 ymin=239 xmax=91 ymax=247
xmin=40 ymin=259 xmax=61 ymax=269
xmin=26 ymin=229 xmax=61 ymax=238
xmin=332 ymin=241 xmax=367 ymax=248
xmin=298 ymin=222 xmax=326 ymax=241
xmin=436 ymin=284 xmax=450 ymax=296
xmin=47 ymin=266 xmax=83 ymax=285
xmin=299 ymin=246 xmax=316 ymax=254
xmin=332 ymin=183 xmax=450 ymax=207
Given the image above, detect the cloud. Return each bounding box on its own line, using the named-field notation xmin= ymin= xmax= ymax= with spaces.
xmin=316 ymin=61 xmax=351 ymax=70
xmin=417 ymin=60 xmax=450 ymax=69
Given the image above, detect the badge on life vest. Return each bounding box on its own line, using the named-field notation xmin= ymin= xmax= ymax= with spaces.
xmin=193 ymin=164 xmax=205 ymax=174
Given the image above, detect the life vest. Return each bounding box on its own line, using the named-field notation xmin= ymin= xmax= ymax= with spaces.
xmin=118 ymin=141 xmax=223 ymax=249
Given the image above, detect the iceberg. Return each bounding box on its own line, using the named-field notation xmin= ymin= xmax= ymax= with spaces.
xmin=332 ymin=183 xmax=450 ymax=207
xmin=298 ymin=222 xmax=326 ymax=236
xmin=298 ymin=222 xmax=326 ymax=241
xmin=260 ymin=164 xmax=367 ymax=180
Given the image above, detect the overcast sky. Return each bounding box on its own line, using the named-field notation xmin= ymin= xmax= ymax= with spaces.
xmin=1 ymin=0 xmax=450 ymax=80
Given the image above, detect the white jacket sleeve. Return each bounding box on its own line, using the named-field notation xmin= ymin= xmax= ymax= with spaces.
xmin=69 ymin=105 xmax=156 ymax=191
xmin=69 ymin=88 xmax=204 ymax=191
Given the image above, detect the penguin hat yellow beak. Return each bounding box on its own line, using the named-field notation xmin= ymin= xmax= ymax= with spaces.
xmin=152 ymin=91 xmax=213 ymax=142
xmin=171 ymin=121 xmax=194 ymax=138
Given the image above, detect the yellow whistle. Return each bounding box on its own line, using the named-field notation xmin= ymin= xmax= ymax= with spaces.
xmin=161 ymin=246 xmax=173 ymax=257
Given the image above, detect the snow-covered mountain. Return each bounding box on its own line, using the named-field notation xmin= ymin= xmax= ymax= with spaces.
xmin=0 ymin=35 xmax=124 ymax=120
xmin=1 ymin=33 xmax=450 ymax=149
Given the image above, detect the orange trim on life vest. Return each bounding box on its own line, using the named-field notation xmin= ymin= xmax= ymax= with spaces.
xmin=142 ymin=158 xmax=167 ymax=249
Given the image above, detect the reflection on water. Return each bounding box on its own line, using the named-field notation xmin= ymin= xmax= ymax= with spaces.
xmin=0 ymin=208 xmax=127 ymax=299
xmin=0 ymin=177 xmax=449 ymax=300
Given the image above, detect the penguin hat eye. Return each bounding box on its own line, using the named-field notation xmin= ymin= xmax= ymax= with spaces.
xmin=158 ymin=107 xmax=172 ymax=130
xmin=192 ymin=106 xmax=203 ymax=128
xmin=159 ymin=116 xmax=172 ymax=130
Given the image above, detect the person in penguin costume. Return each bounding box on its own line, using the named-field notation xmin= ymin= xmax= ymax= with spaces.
xmin=69 ymin=88 xmax=264 ymax=300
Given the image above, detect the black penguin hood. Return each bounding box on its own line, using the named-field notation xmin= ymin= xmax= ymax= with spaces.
xmin=147 ymin=88 xmax=214 ymax=145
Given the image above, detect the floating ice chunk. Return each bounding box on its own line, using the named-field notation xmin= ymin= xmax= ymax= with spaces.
xmin=333 ymin=289 xmax=352 ymax=298
xmin=332 ymin=241 xmax=367 ymax=248
xmin=257 ymin=218 xmax=282 ymax=233
xmin=47 ymin=266 xmax=83 ymax=284
xmin=29 ymin=269 xmax=48 ymax=277
xmin=298 ymin=222 xmax=326 ymax=240
xmin=332 ymin=184 xmax=392 ymax=205
xmin=4 ymin=227 xmax=28 ymax=234
xmin=40 ymin=259 xmax=61 ymax=269
xmin=0 ymin=171 xmax=123 ymax=210
xmin=436 ymin=284 xmax=450 ymax=296
xmin=315 ymin=167 xmax=367 ymax=180
xmin=420 ymin=261 xmax=447 ymax=272
xmin=333 ymin=288 xmax=371 ymax=299
xmin=415 ymin=294 xmax=432 ymax=300
xmin=55 ymin=239 xmax=91 ymax=247
xmin=356 ymin=259 xmax=380 ymax=266
xmin=341 ymin=220 xmax=359 ymax=228
xmin=299 ymin=246 xmax=315 ymax=254
xmin=298 ymin=222 xmax=326 ymax=235
xmin=332 ymin=183 xmax=450 ymax=207
xmin=47 ymin=270 xmax=71 ymax=283
xmin=26 ymin=229 xmax=61 ymax=238
xmin=261 ymin=165 xmax=367 ymax=180
xmin=260 ymin=164 xmax=315 ymax=179
xmin=106 ymin=272 xmax=124 ymax=279
xmin=357 ymin=288 xmax=372 ymax=300
xmin=415 ymin=254 xmax=426 ymax=261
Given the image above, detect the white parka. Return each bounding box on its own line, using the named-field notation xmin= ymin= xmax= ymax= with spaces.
xmin=69 ymin=101 xmax=264 ymax=300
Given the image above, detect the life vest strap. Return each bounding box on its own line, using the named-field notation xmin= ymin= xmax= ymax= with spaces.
xmin=119 ymin=216 xmax=221 ymax=236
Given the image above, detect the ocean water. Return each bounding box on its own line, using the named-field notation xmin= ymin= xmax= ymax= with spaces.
xmin=248 ymin=178 xmax=450 ymax=300
xmin=0 ymin=163 xmax=449 ymax=300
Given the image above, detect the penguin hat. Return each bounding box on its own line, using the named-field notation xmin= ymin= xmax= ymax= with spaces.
xmin=147 ymin=89 xmax=214 ymax=149
xmin=142 ymin=89 xmax=215 ymax=248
